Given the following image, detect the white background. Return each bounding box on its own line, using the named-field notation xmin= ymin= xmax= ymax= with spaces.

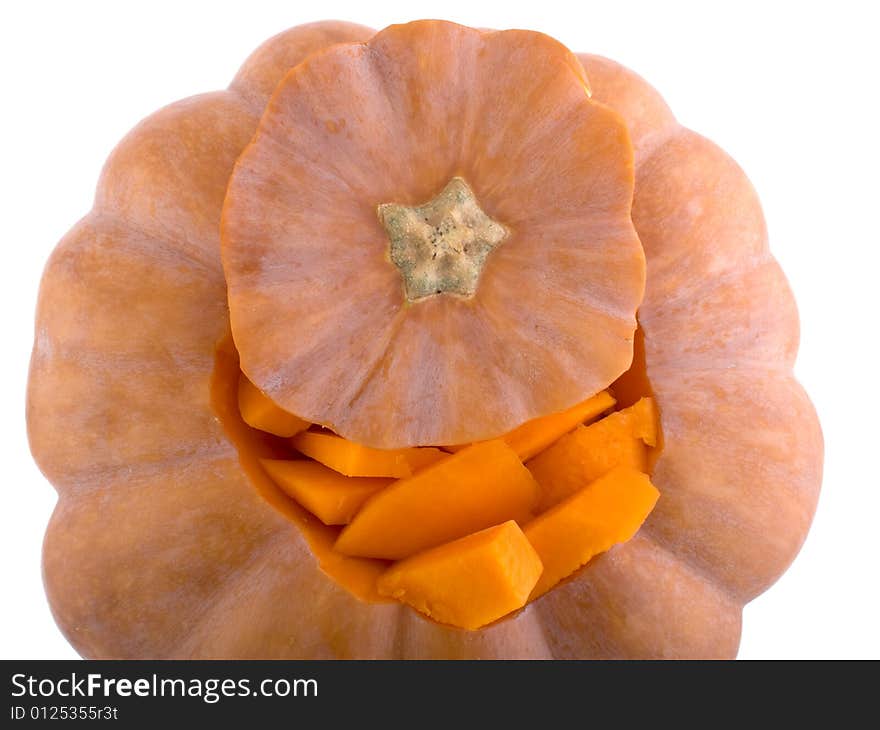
xmin=2 ymin=0 xmax=878 ymax=659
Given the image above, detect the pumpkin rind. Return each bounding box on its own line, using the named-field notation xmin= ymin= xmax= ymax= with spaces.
xmin=534 ymin=533 xmax=743 ymax=659
xmin=27 ymin=23 xmax=821 ymax=659
xmin=27 ymin=217 xmax=228 ymax=485
xmin=230 ymin=21 xmax=377 ymax=110
xmin=643 ymin=369 xmax=822 ymax=600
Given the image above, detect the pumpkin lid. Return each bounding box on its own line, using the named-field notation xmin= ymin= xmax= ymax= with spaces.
xmin=221 ymin=20 xmax=645 ymax=448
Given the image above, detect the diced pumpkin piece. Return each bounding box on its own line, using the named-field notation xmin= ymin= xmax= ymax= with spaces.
xmin=501 ymin=390 xmax=616 ymax=461
xmin=439 ymin=391 xmax=614 ymax=456
xmin=238 ymin=374 xmax=310 ymax=437
xmin=525 ymin=466 xmax=660 ymax=599
xmin=529 ymin=397 xmax=658 ymax=511
xmin=377 ymin=521 xmax=543 ymax=630
xmin=335 ymin=440 xmax=539 ymax=560
xmin=260 ymin=459 xmax=392 ymax=525
xmin=291 ymin=431 xmax=446 ymax=478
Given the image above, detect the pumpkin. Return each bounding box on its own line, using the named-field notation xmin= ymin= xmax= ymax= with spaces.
xmin=529 ymin=397 xmax=658 ymax=511
xmin=27 ymin=19 xmax=822 ymax=658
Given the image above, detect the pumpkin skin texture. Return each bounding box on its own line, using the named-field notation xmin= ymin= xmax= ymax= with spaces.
xmin=27 ymin=23 xmax=822 ymax=659
xmin=578 ymin=55 xmax=821 ymax=603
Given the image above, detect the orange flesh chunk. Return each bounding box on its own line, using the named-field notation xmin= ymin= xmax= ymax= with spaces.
xmin=500 ymin=390 xmax=616 ymax=461
xmin=525 ymin=466 xmax=660 ymax=600
xmin=260 ymin=459 xmax=392 ymax=526
xmin=238 ymin=374 xmax=310 ymax=438
xmin=377 ymin=521 xmax=543 ymax=630
xmin=440 ymin=390 xmax=615 ymax=457
xmin=291 ymin=431 xmax=446 ymax=478
xmin=529 ymin=397 xmax=657 ymax=511
xmin=335 ymin=439 xmax=539 ymax=560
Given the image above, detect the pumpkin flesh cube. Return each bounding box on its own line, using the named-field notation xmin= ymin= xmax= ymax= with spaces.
xmin=238 ymin=374 xmax=310 ymax=438
xmin=335 ymin=440 xmax=539 ymax=560
xmin=291 ymin=431 xmax=446 ymax=478
xmin=260 ymin=459 xmax=392 ymax=526
xmin=529 ymin=397 xmax=657 ymax=511
xmin=502 ymin=390 xmax=616 ymax=461
xmin=377 ymin=521 xmax=543 ymax=630
xmin=525 ymin=466 xmax=660 ymax=600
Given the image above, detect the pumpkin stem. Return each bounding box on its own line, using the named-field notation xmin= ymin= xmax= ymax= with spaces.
xmin=379 ymin=177 xmax=508 ymax=301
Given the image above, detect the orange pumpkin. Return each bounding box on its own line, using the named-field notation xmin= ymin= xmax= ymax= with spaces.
xmin=27 ymin=20 xmax=821 ymax=658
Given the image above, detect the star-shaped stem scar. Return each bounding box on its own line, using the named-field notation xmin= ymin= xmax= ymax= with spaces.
xmin=379 ymin=177 xmax=509 ymax=302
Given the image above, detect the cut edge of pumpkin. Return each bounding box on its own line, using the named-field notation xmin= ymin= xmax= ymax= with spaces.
xmin=211 ymin=333 xmax=392 ymax=603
